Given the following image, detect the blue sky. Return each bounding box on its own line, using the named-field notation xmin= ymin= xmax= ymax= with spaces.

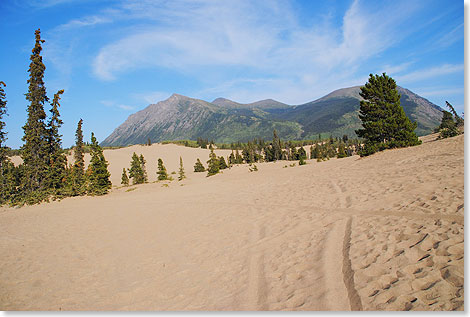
xmin=0 ymin=0 xmax=464 ymax=149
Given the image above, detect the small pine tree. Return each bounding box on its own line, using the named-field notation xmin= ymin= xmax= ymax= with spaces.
xmin=218 ymin=156 xmax=228 ymax=170
xmin=194 ymin=158 xmax=205 ymax=172
xmin=129 ymin=152 xmax=145 ymax=184
xmin=178 ymin=156 xmax=186 ymax=181
xmin=121 ymin=168 xmax=129 ymax=186
xmin=437 ymin=110 xmax=459 ymax=139
xmin=206 ymin=148 xmax=220 ymax=176
xmin=87 ymin=132 xmax=111 ymax=195
xmin=70 ymin=119 xmax=86 ymax=196
xmin=157 ymin=158 xmax=168 ymax=181
xmin=139 ymin=154 xmax=148 ymax=183
xmin=46 ymin=89 xmax=67 ymax=195
xmin=337 ymin=143 xmax=347 ymax=158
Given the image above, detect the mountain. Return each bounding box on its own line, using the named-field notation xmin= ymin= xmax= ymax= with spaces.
xmin=101 ymin=94 xmax=301 ymax=146
xmin=268 ymin=86 xmax=443 ymax=139
xmin=101 ymin=87 xmax=443 ymax=147
xmin=212 ymin=98 xmax=290 ymax=110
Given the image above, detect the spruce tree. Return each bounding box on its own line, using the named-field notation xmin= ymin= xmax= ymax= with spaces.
xmin=46 ymin=89 xmax=67 ymax=195
xmin=206 ymin=148 xmax=220 ymax=176
xmin=218 ymin=156 xmax=228 ymax=170
xmin=70 ymin=119 xmax=86 ymax=195
xmin=157 ymin=158 xmax=168 ymax=181
xmin=139 ymin=154 xmax=148 ymax=183
xmin=87 ymin=133 xmax=111 ymax=195
xmin=337 ymin=143 xmax=347 ymax=158
xmin=356 ymin=73 xmax=421 ymax=156
xmin=194 ymin=158 xmax=205 ymax=172
xmin=272 ymin=129 xmax=282 ymax=161
xmin=445 ymin=101 xmax=464 ymax=127
xmin=178 ymin=156 xmax=186 ymax=181
xmin=0 ymin=81 xmax=12 ymax=204
xmin=21 ymin=29 xmax=50 ymax=202
xmin=121 ymin=168 xmax=129 ymax=186
xmin=228 ymin=151 xmax=235 ymax=166
xmin=129 ymin=152 xmax=144 ymax=184
xmin=437 ymin=110 xmax=459 ymax=138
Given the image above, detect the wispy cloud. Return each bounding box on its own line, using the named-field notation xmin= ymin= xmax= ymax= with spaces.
xmin=413 ymin=87 xmax=464 ymax=97
xmin=58 ymin=15 xmax=112 ymax=29
xmin=396 ymin=64 xmax=464 ymax=83
xmin=91 ymin=0 xmax=418 ymax=79
xmin=101 ymin=100 xmax=136 ymax=111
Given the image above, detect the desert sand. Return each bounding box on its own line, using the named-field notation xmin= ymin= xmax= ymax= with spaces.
xmin=0 ymin=134 xmax=464 ymax=311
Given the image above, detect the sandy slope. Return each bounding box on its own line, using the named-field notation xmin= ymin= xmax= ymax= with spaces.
xmin=0 ymin=134 xmax=464 ymax=311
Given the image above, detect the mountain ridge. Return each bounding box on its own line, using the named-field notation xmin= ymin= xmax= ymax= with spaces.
xmin=101 ymin=86 xmax=443 ymax=147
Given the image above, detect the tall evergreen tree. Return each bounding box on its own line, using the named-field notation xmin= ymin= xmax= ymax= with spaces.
xmin=0 ymin=81 xmax=7 ymax=168
xmin=21 ymin=29 xmax=50 ymax=201
xmin=194 ymin=158 xmax=206 ymax=172
xmin=178 ymin=156 xmax=186 ymax=181
xmin=206 ymin=148 xmax=219 ymax=176
xmin=272 ymin=129 xmax=282 ymax=161
xmin=0 ymin=81 xmax=12 ymax=204
xmin=70 ymin=119 xmax=86 ymax=195
xmin=121 ymin=168 xmax=129 ymax=186
xmin=157 ymin=158 xmax=168 ymax=181
xmin=355 ymin=73 xmax=421 ymax=156
xmin=139 ymin=154 xmax=148 ymax=183
xmin=87 ymin=132 xmax=111 ymax=195
xmin=46 ymin=89 xmax=67 ymax=194
xmin=129 ymin=152 xmax=145 ymax=184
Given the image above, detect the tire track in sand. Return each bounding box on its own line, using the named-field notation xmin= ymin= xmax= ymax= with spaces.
xmin=342 ymin=217 xmax=363 ymax=311
xmin=325 ymin=181 xmax=362 ymax=310
xmin=246 ymin=223 xmax=268 ymax=310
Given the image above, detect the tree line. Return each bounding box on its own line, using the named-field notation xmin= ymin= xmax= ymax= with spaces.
xmin=0 ymin=29 xmax=111 ymax=206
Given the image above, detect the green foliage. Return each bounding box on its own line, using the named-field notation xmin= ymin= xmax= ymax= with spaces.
xmin=178 ymin=156 xmax=186 ymax=181
xmin=206 ymin=148 xmax=220 ymax=176
xmin=87 ymin=133 xmax=111 ymax=195
xmin=194 ymin=158 xmax=206 ymax=172
xmin=0 ymin=81 xmax=12 ymax=205
xmin=355 ymin=73 xmax=421 ymax=157
xmin=129 ymin=152 xmax=146 ymax=184
xmin=68 ymin=119 xmax=86 ymax=196
xmin=337 ymin=143 xmax=347 ymax=158
xmin=0 ymin=81 xmax=8 ymax=167
xmin=157 ymin=158 xmax=168 ymax=181
xmin=218 ymin=156 xmax=228 ymax=169
xmin=437 ymin=110 xmax=460 ymax=139
xmin=445 ymin=101 xmax=464 ymax=128
xmin=46 ymin=90 xmax=68 ymax=196
xmin=20 ymin=29 xmax=50 ymax=202
xmin=248 ymin=163 xmax=258 ymax=172
xmin=139 ymin=154 xmax=148 ymax=183
xmin=121 ymin=168 xmax=129 ymax=186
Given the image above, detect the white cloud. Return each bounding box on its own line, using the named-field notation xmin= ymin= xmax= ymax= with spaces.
xmin=413 ymin=87 xmax=464 ymax=97
xmin=58 ymin=16 xmax=112 ymax=29
xmin=91 ymin=0 xmax=419 ymax=87
xmin=396 ymin=64 xmax=464 ymax=83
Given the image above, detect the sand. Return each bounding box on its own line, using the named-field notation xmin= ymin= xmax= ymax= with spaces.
xmin=0 ymin=134 xmax=464 ymax=311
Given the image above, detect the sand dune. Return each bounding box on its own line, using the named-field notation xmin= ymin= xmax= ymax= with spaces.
xmin=0 ymin=134 xmax=464 ymax=311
